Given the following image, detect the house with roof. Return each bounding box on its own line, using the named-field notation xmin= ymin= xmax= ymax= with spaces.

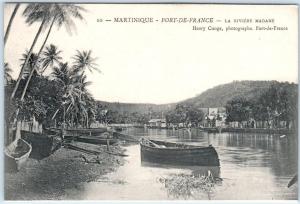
xmin=148 ymin=118 xmax=167 ymax=128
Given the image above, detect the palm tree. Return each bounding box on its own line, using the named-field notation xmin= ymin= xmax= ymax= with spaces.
xmin=51 ymin=62 xmax=81 ymax=127
xmin=19 ymin=4 xmax=86 ymax=101
xmin=74 ymin=74 xmax=93 ymax=127
xmin=39 ymin=44 xmax=62 ymax=75
xmin=51 ymin=62 xmax=95 ymax=128
xmin=20 ymin=51 xmax=40 ymax=77
xmin=72 ymin=50 xmax=100 ymax=74
xmin=4 ymin=63 xmax=13 ymax=84
xmin=10 ymin=3 xmax=52 ymax=100
xmin=4 ymin=3 xmax=20 ymax=46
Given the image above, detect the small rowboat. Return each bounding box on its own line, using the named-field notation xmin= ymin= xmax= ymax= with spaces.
xmin=21 ymin=130 xmax=62 ymax=160
xmin=75 ymin=136 xmax=118 ymax=145
xmin=5 ymin=139 xmax=32 ymax=172
xmin=65 ymin=128 xmax=107 ymax=136
xmin=140 ymin=138 xmax=220 ymax=166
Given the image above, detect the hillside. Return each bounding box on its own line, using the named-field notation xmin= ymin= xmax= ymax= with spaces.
xmin=181 ymin=80 xmax=284 ymax=108
xmin=97 ymin=101 xmax=175 ymax=114
xmin=97 ymin=80 xmax=297 ymax=113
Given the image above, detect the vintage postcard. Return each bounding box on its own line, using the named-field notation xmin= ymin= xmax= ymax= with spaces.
xmin=4 ymin=3 xmax=298 ymax=200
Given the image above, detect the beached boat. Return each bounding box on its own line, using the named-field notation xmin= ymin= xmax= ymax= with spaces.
xmin=50 ymin=127 xmax=107 ymax=136
xmin=5 ymin=139 xmax=32 ymax=172
xmin=114 ymin=127 xmax=124 ymax=132
xmin=113 ymin=131 xmax=139 ymax=142
xmin=140 ymin=138 xmax=220 ymax=166
xmin=76 ymin=135 xmax=118 ymax=145
xmin=67 ymin=128 xmax=107 ymax=136
xmin=21 ymin=130 xmax=62 ymax=160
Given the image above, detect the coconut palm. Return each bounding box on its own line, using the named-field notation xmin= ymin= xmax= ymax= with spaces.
xmin=51 ymin=62 xmax=81 ymax=126
xmin=4 ymin=63 xmax=13 ymax=84
xmin=20 ymin=51 xmax=41 ymax=77
xmin=40 ymin=44 xmax=62 ymax=75
xmin=4 ymin=3 xmax=20 ymax=46
xmin=64 ymin=74 xmax=93 ymax=128
xmin=19 ymin=4 xmax=86 ymax=101
xmin=72 ymin=50 xmax=100 ymax=74
xmin=51 ymin=62 xmax=95 ymax=128
xmin=74 ymin=74 xmax=94 ymax=127
xmin=10 ymin=3 xmax=52 ymax=100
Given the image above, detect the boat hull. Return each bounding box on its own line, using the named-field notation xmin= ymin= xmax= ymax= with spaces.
xmin=63 ymin=128 xmax=107 ymax=136
xmin=21 ymin=131 xmax=62 ymax=160
xmin=140 ymin=139 xmax=220 ymax=166
xmin=76 ymin=136 xmax=118 ymax=145
xmin=5 ymin=139 xmax=32 ymax=172
xmin=113 ymin=132 xmax=139 ymax=142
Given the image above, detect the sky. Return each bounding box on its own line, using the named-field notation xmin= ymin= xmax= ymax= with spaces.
xmin=4 ymin=4 xmax=298 ymax=104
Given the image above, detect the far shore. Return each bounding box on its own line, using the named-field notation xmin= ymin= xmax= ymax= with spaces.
xmin=130 ymin=125 xmax=297 ymax=135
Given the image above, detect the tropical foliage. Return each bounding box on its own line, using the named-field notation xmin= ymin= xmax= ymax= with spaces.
xmin=7 ymin=47 xmax=99 ymax=129
xmin=226 ymin=82 xmax=298 ymax=129
xmin=5 ymin=3 xmax=88 ymax=143
xmin=166 ymin=104 xmax=205 ymax=127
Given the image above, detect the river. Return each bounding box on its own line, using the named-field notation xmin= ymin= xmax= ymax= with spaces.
xmin=70 ymin=128 xmax=298 ymax=200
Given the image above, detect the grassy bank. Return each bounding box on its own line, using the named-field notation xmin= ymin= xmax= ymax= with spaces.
xmin=5 ymin=142 xmax=126 ymax=200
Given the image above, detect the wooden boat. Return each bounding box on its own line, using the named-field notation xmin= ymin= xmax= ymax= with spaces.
xmin=140 ymin=138 xmax=220 ymax=166
xmin=5 ymin=139 xmax=32 ymax=172
xmin=21 ymin=130 xmax=62 ymax=160
xmin=76 ymin=135 xmax=118 ymax=145
xmin=113 ymin=131 xmax=139 ymax=142
xmin=64 ymin=128 xmax=107 ymax=136
xmin=48 ymin=127 xmax=108 ymax=136
xmin=114 ymin=127 xmax=124 ymax=132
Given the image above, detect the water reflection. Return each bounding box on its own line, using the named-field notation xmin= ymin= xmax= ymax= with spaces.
xmin=121 ymin=127 xmax=297 ymax=199
xmin=75 ymin=128 xmax=297 ymax=200
xmin=141 ymin=161 xmax=220 ymax=178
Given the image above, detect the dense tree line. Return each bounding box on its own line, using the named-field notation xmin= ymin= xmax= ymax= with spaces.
xmin=6 ymin=45 xmax=100 ymax=130
xmin=226 ymin=82 xmax=298 ymax=129
xmin=166 ymin=104 xmax=205 ymax=127
xmin=4 ymin=3 xmax=100 ymax=143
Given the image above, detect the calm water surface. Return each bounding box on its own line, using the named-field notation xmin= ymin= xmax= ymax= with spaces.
xmin=72 ymin=128 xmax=298 ymax=200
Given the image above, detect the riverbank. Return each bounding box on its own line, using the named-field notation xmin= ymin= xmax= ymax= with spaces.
xmin=5 ymin=142 xmax=126 ymax=200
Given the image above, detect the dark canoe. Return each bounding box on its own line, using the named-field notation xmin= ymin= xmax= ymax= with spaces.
xmin=76 ymin=136 xmax=118 ymax=145
xmin=114 ymin=127 xmax=125 ymax=132
xmin=140 ymin=139 xmax=220 ymax=166
xmin=65 ymin=128 xmax=107 ymax=136
xmin=5 ymin=139 xmax=32 ymax=172
xmin=49 ymin=127 xmax=108 ymax=136
xmin=113 ymin=131 xmax=139 ymax=143
xmin=21 ymin=130 xmax=62 ymax=160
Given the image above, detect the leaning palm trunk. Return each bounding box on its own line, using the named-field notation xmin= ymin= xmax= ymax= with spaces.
xmin=20 ymin=17 xmax=56 ymax=100
xmin=4 ymin=3 xmax=20 ymax=46
xmin=10 ymin=17 xmax=46 ymax=100
xmin=9 ymin=17 xmax=46 ymax=144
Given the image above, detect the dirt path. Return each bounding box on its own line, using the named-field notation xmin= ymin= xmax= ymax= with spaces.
xmin=5 ymin=142 xmax=126 ymax=200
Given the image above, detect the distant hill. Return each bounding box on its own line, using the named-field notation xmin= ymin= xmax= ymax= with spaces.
xmin=97 ymin=101 xmax=175 ymax=114
xmin=180 ymin=80 xmax=284 ymax=108
xmin=97 ymin=80 xmax=297 ymax=113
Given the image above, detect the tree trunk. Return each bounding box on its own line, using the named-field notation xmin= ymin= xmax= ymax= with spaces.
xmin=20 ymin=17 xmax=55 ymax=101
xmin=87 ymin=115 xmax=89 ymax=128
xmin=10 ymin=17 xmax=46 ymax=100
xmin=4 ymin=3 xmax=20 ymax=46
xmin=286 ymin=120 xmax=290 ymax=129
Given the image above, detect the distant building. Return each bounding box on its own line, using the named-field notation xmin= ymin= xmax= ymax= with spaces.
xmin=208 ymin=108 xmax=218 ymax=116
xmin=148 ymin=119 xmax=166 ymax=128
xmin=202 ymin=107 xmax=227 ymax=127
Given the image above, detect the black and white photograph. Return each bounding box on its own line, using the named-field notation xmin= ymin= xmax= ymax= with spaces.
xmin=3 ymin=3 xmax=298 ymax=200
